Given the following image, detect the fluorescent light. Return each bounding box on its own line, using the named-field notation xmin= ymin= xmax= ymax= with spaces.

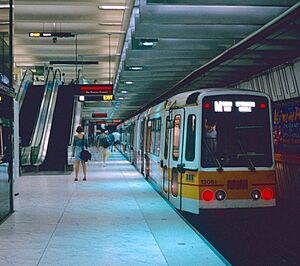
xmin=142 ymin=41 xmax=154 ymax=46
xmin=129 ymin=66 xmax=143 ymax=71
xmin=0 ymin=4 xmax=14 ymax=9
xmin=118 ymin=97 xmax=124 ymax=100
xmin=15 ymin=63 xmax=37 ymax=67
xmin=98 ymin=5 xmax=127 ymax=10
xmin=124 ymin=81 xmax=133 ymax=85
xmin=79 ymin=96 xmax=85 ymax=102
xmin=121 ymin=90 xmax=127 ymax=94
xmin=99 ymin=22 xmax=123 ymax=26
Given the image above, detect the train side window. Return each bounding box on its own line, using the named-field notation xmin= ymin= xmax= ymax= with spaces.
xmin=171 ymin=168 xmax=178 ymax=197
xmin=150 ymin=119 xmax=155 ymax=153
xmin=163 ymin=166 xmax=168 ymax=193
xmin=185 ymin=115 xmax=196 ymax=161
xmin=172 ymin=115 xmax=181 ymax=161
xmin=155 ymin=118 xmax=161 ymax=156
xmin=146 ymin=120 xmax=152 ymax=153
xmin=164 ymin=116 xmax=170 ymax=160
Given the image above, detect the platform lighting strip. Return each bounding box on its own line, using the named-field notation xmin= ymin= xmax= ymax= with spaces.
xmin=99 ymin=22 xmax=123 ymax=26
xmin=0 ymin=4 xmax=14 ymax=8
xmin=98 ymin=5 xmax=127 ymax=10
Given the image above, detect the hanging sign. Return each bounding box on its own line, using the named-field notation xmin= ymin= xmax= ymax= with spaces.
xmin=80 ymin=84 xmax=113 ymax=95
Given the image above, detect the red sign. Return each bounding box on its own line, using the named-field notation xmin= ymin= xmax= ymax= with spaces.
xmin=92 ymin=113 xmax=107 ymax=118
xmin=80 ymin=85 xmax=113 ymax=95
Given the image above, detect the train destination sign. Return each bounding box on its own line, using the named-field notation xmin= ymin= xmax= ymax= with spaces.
xmin=80 ymin=85 xmax=113 ymax=95
xmin=214 ymin=101 xmax=256 ymax=113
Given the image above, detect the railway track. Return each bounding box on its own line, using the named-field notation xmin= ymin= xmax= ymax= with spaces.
xmin=181 ymin=205 xmax=300 ymax=265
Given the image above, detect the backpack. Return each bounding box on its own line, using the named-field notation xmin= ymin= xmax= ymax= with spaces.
xmin=107 ymin=133 xmax=115 ymax=145
xmin=100 ymin=136 xmax=110 ymax=148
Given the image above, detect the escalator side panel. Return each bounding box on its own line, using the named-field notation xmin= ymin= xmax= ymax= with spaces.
xmin=19 ymin=85 xmax=44 ymax=146
xmin=40 ymin=85 xmax=77 ymax=171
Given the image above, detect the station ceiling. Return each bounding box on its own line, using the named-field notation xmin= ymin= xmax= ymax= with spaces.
xmin=4 ymin=1 xmax=300 ymax=122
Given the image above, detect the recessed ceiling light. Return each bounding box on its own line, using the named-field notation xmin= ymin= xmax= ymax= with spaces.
xmin=98 ymin=5 xmax=128 ymax=10
xmin=118 ymin=97 xmax=125 ymax=100
xmin=142 ymin=41 xmax=154 ymax=46
xmin=121 ymin=90 xmax=127 ymax=94
xmin=124 ymin=81 xmax=133 ymax=85
xmin=129 ymin=66 xmax=143 ymax=71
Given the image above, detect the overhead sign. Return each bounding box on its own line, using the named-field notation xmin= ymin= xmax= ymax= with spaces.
xmin=80 ymin=85 xmax=113 ymax=95
xmin=80 ymin=95 xmax=115 ymax=101
xmin=92 ymin=113 xmax=107 ymax=118
xmin=29 ymin=32 xmax=75 ymax=38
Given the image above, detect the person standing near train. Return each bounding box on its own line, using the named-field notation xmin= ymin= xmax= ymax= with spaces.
xmin=204 ymin=119 xmax=217 ymax=163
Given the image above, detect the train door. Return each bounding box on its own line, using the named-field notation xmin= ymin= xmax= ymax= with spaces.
xmin=168 ymin=108 xmax=185 ymax=210
xmin=0 ymin=93 xmax=14 ymax=221
xmin=162 ymin=113 xmax=170 ymax=199
xmin=181 ymin=110 xmax=200 ymax=214
xmin=140 ymin=118 xmax=146 ymax=175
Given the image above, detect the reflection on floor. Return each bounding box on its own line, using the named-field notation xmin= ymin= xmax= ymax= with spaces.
xmin=0 ymin=151 xmax=228 ymax=265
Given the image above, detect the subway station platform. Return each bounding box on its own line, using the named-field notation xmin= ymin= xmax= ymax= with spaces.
xmin=0 ymin=151 xmax=229 ymax=265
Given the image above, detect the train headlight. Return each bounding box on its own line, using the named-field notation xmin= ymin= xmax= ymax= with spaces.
xmin=215 ymin=190 xmax=226 ymax=201
xmin=262 ymin=188 xmax=273 ymax=200
xmin=202 ymin=190 xmax=214 ymax=201
xmin=251 ymin=189 xmax=261 ymax=200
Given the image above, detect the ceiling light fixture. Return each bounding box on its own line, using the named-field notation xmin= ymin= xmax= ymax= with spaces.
xmin=121 ymin=90 xmax=127 ymax=94
xmin=98 ymin=5 xmax=128 ymax=10
xmin=124 ymin=81 xmax=133 ymax=85
xmin=129 ymin=66 xmax=143 ymax=71
xmin=99 ymin=22 xmax=123 ymax=26
xmin=0 ymin=4 xmax=14 ymax=9
xmin=142 ymin=41 xmax=154 ymax=46
xmin=138 ymin=39 xmax=158 ymax=48
xmin=118 ymin=97 xmax=124 ymax=100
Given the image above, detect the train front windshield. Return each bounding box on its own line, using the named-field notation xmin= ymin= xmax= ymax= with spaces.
xmin=201 ymin=95 xmax=273 ymax=168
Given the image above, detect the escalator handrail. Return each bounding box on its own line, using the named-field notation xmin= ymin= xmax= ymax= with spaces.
xmin=16 ymin=69 xmax=34 ymax=107
xmin=29 ymin=68 xmax=55 ymax=146
xmin=20 ymin=68 xmax=55 ymax=166
xmin=32 ymin=69 xmax=62 ymax=165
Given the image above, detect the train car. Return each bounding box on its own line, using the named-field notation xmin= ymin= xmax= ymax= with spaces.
xmin=120 ymin=88 xmax=276 ymax=214
xmin=0 ymin=83 xmax=14 ymax=221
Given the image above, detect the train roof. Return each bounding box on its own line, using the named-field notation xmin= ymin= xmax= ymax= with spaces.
xmin=166 ymin=88 xmax=269 ymax=109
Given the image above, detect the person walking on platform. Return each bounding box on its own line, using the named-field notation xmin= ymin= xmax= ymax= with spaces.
xmin=96 ymin=129 xmax=109 ymax=167
xmin=73 ymin=126 xmax=88 ymax=181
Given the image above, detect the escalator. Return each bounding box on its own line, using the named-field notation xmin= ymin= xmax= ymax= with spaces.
xmin=39 ymin=84 xmax=79 ymax=171
xmin=20 ymin=69 xmax=55 ymax=166
xmin=30 ymin=70 xmax=61 ymax=166
xmin=16 ymin=69 xmax=34 ymax=110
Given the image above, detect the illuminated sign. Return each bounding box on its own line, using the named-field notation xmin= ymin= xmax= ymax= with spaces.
xmin=80 ymin=85 xmax=113 ymax=95
xmin=103 ymin=95 xmax=114 ymax=101
xmin=81 ymin=95 xmax=115 ymax=101
xmin=235 ymin=101 xmax=255 ymax=112
xmin=214 ymin=101 xmax=233 ymax=112
xmin=29 ymin=32 xmax=75 ymax=38
xmin=214 ymin=101 xmax=256 ymax=113
xmin=92 ymin=113 xmax=107 ymax=118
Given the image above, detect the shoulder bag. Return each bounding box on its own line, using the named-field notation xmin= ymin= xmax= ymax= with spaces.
xmin=80 ymin=137 xmax=92 ymax=162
